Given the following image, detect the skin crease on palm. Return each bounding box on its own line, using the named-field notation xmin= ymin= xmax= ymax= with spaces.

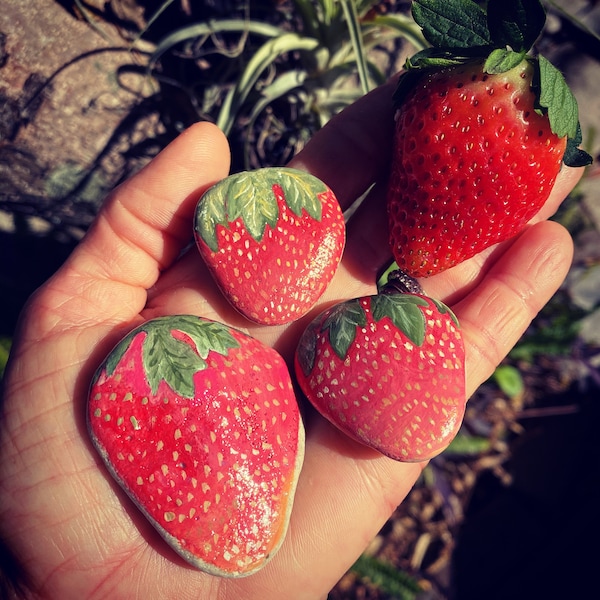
xmin=0 ymin=76 xmax=582 ymax=600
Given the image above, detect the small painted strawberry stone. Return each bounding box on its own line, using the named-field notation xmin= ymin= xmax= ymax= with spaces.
xmin=295 ymin=293 xmax=466 ymax=462
xmin=88 ymin=315 xmax=304 ymax=577
xmin=194 ymin=167 xmax=345 ymax=325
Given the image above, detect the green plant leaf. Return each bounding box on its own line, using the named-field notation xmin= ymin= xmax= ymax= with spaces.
xmin=376 ymin=260 xmax=400 ymax=292
xmin=149 ymin=19 xmax=285 ymax=68
xmin=216 ymin=32 xmax=319 ymax=134
xmin=291 ymin=0 xmax=320 ymax=38
xmin=445 ymin=432 xmax=491 ymax=455
xmin=131 ymin=0 xmax=176 ymax=48
xmin=564 ymin=123 xmax=594 ymax=167
xmin=486 ymin=0 xmax=546 ymax=52
xmin=493 ymin=364 xmax=524 ymax=398
xmin=243 ymin=70 xmax=309 ymax=169
xmin=411 ymin=0 xmax=492 ymax=49
xmin=0 ymin=336 xmax=12 ymax=380
xmin=351 ymin=554 xmax=422 ymax=600
xmin=368 ymin=14 xmax=428 ymax=51
xmin=322 ymin=299 xmax=367 ymax=360
xmin=536 ymin=55 xmax=579 ymax=139
xmin=340 ymin=0 xmax=370 ymax=94
xmin=402 ymin=45 xmax=486 ymax=74
xmin=370 ymin=295 xmax=429 ymax=347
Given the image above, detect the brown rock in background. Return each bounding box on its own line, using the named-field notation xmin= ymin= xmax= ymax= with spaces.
xmin=0 ymin=0 xmax=158 ymax=228
xmin=0 ymin=0 xmax=158 ymax=332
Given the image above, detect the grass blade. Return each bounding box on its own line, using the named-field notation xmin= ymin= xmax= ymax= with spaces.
xmin=340 ymin=0 xmax=370 ymax=94
xmin=149 ymin=19 xmax=286 ymax=68
xmin=217 ymin=33 xmax=319 ymax=134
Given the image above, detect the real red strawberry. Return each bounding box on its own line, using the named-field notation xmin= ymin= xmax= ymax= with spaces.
xmin=88 ymin=315 xmax=304 ymax=577
xmin=294 ymin=275 xmax=465 ymax=462
xmin=387 ymin=0 xmax=592 ymax=278
xmin=194 ymin=167 xmax=345 ymax=325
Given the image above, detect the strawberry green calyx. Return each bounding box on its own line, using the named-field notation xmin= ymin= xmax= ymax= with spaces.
xmin=381 ymin=270 xmax=459 ymax=328
xmin=296 ymin=291 xmax=458 ymax=376
xmin=196 ymin=167 xmax=327 ymax=252
xmin=102 ymin=316 xmax=239 ymax=398
xmin=399 ymin=0 xmax=592 ymax=167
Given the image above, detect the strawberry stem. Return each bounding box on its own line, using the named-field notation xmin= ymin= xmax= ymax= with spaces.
xmin=381 ymin=270 xmax=424 ymax=295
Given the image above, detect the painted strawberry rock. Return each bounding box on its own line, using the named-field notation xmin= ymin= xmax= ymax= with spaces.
xmin=294 ymin=280 xmax=465 ymax=462
xmin=88 ymin=315 xmax=304 ymax=577
xmin=194 ymin=167 xmax=345 ymax=325
xmin=387 ymin=0 xmax=592 ymax=277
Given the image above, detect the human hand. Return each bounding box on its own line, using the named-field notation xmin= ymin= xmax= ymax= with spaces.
xmin=0 ymin=78 xmax=581 ymax=599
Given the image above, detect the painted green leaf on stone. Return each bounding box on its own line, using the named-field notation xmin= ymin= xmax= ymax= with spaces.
xmin=170 ymin=316 xmax=240 ymax=362
xmin=104 ymin=317 xmax=239 ymax=399
xmin=370 ymin=295 xmax=429 ymax=347
xmin=277 ymin=168 xmax=325 ymax=220
xmin=104 ymin=331 xmax=135 ymax=378
xmin=195 ymin=168 xmax=328 ymax=251
xmin=430 ymin=297 xmax=460 ymax=327
xmin=194 ymin=185 xmax=228 ymax=252
xmin=143 ymin=328 xmax=206 ymax=398
xmin=142 ymin=317 xmax=239 ymax=398
xmin=296 ymin=322 xmax=319 ymax=376
xmin=225 ymin=171 xmax=280 ymax=242
xmin=322 ymin=299 xmax=367 ymax=361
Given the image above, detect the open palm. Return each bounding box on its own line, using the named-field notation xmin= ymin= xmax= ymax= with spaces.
xmin=0 ymin=80 xmax=580 ymax=599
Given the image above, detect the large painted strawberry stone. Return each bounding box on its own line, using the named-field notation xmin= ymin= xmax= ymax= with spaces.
xmin=88 ymin=315 xmax=304 ymax=578
xmin=194 ymin=167 xmax=345 ymax=325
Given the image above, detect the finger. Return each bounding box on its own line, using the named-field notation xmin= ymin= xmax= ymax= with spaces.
xmin=16 ymin=123 xmax=231 ymax=342
xmin=66 ymin=122 xmax=230 ymax=293
xmin=421 ymin=164 xmax=583 ymax=305
xmin=289 ymin=79 xmax=397 ymax=209
xmin=454 ymin=219 xmax=574 ymax=395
